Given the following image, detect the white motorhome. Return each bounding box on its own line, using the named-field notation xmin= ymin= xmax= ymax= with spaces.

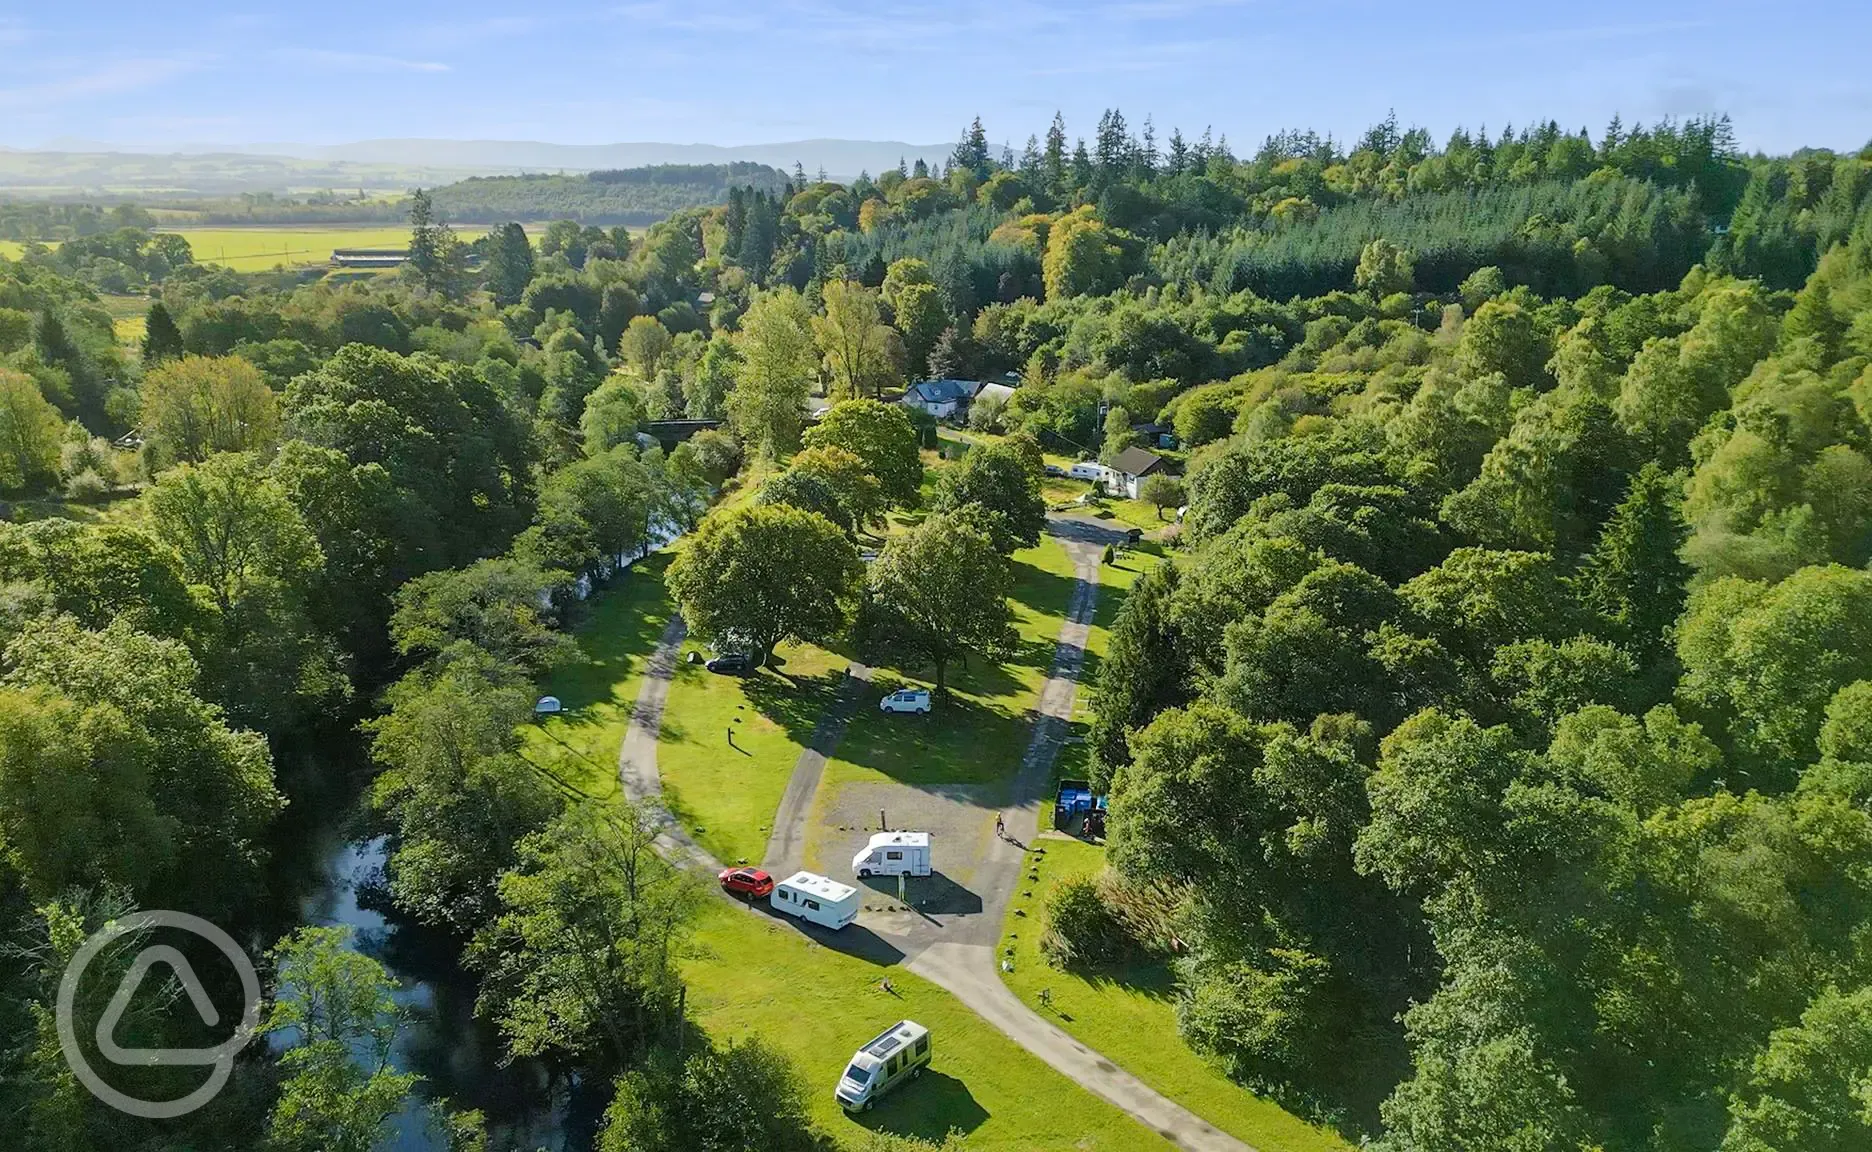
xmin=770 ymin=871 xmax=860 ymax=930
xmin=852 ymin=831 xmax=932 ymax=879
xmin=836 ymin=1020 xmax=932 ymax=1111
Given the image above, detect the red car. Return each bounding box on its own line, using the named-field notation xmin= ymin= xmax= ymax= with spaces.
xmin=718 ymin=867 xmax=774 ymax=899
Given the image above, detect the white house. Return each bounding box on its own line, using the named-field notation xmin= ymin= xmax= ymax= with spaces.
xmin=900 ymin=379 xmax=982 ymax=420
xmin=1106 ymin=446 xmax=1173 ymax=499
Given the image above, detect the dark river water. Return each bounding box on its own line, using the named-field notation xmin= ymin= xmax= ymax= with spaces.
xmin=268 ymin=524 xmax=685 ymax=1149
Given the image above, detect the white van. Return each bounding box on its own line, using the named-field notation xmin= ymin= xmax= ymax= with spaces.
xmin=1068 ymin=461 xmax=1105 ymax=482
xmin=770 ymin=871 xmax=859 ymax=930
xmin=836 ymin=1020 xmax=932 ymax=1111
xmin=852 ymin=831 xmax=932 ymax=879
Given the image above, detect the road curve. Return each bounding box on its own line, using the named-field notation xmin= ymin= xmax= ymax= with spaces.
xmin=616 ymin=523 xmax=1249 ymax=1151
xmin=910 ymin=518 xmax=1252 ymax=1152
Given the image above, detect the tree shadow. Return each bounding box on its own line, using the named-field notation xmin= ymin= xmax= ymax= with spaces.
xmin=828 ymin=688 xmax=1031 ymax=790
xmin=742 ymin=665 xmax=847 ymax=749
xmin=543 ymin=554 xmax=675 ymax=713
xmin=1007 ymin=561 xmax=1083 ymax=622
xmin=851 ymin=1070 xmax=990 ymax=1139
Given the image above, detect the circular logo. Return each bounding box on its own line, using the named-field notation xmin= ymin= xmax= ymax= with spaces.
xmin=55 ymin=910 xmax=263 ymax=1119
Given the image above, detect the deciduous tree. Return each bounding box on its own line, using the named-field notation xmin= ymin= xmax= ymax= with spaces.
xmin=729 ymin=289 xmax=816 ymax=458
xmin=802 ymin=398 xmax=923 ymax=506
xmin=854 ymin=509 xmax=1015 ymax=693
xmin=666 ymin=503 xmax=859 ymax=664
xmin=140 ymin=354 xmax=281 ymax=465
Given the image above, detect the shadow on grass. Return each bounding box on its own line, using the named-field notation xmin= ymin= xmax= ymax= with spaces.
xmin=547 ymin=554 xmax=675 ymax=712
xmin=852 ymin=1070 xmax=990 ymax=1139
xmin=830 ymin=689 xmax=1031 ymax=790
xmin=1007 ymin=560 xmax=1082 ymax=622
xmin=743 ymin=665 xmax=846 ymax=749
xmin=741 ymin=899 xmax=908 ymax=967
xmin=1063 ymin=955 xmax=1180 ymax=1003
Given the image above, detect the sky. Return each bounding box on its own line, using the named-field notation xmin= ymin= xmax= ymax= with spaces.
xmin=1 ymin=0 xmax=1867 ymax=155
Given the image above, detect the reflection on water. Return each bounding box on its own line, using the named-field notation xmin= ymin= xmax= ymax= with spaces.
xmin=277 ymin=524 xmax=691 ymax=1150
xmin=295 ymin=834 xmax=567 ymax=1151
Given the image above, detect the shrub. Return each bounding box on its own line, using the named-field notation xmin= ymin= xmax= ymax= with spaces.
xmin=62 ymin=469 xmax=111 ymax=502
xmin=1041 ymin=873 xmax=1131 ymax=968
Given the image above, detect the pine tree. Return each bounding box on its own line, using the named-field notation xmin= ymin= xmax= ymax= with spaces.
xmin=952 ymin=116 xmax=991 ymax=181
xmin=1088 ymin=561 xmax=1187 ymax=789
xmin=483 ymin=222 xmax=535 ymax=307
xmin=724 ymin=186 xmax=748 ymax=256
xmin=142 ymin=301 xmax=185 ymax=365
xmin=1573 ymin=462 xmax=1690 ymax=665
xmin=1044 ymin=113 xmax=1068 ymax=197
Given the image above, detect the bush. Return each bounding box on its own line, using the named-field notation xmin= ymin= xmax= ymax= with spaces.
xmin=1041 ymin=873 xmax=1131 ymax=968
xmin=62 ymin=469 xmax=111 ymax=502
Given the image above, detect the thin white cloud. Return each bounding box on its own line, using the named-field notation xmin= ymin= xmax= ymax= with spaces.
xmin=279 ymin=49 xmax=450 ymax=74
xmin=0 ymin=56 xmax=197 ymax=109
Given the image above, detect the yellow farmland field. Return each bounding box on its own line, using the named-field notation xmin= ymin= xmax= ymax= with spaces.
xmin=161 ymin=226 xmax=492 ymax=268
xmin=0 ymin=225 xmax=507 ymax=268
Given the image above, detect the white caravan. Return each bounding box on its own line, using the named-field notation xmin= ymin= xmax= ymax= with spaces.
xmin=852 ymin=831 xmax=932 ymax=879
xmin=836 ymin=1020 xmax=933 ymax=1111
xmin=770 ymin=871 xmax=860 ymax=929
xmin=1067 ymin=461 xmax=1106 ymax=482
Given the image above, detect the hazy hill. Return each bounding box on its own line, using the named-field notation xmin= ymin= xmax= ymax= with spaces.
xmin=430 ymin=163 xmax=793 ymax=224
xmin=0 ymin=138 xmax=947 ymax=198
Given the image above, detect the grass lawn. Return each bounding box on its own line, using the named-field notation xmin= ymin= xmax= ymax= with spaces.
xmin=999 ymin=838 xmax=1352 ymax=1152
xmin=811 ymin=533 xmax=1079 ymax=811
xmin=658 ymin=637 xmax=845 ymax=867
xmin=518 ymin=552 xmax=677 ymax=801
xmin=685 ymin=897 xmax=1175 ymax=1151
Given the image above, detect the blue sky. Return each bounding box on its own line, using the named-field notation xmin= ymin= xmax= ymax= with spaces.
xmin=2 ymin=1 xmax=1866 ymax=154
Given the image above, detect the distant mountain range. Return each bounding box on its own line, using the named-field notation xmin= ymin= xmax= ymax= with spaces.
xmin=0 ymin=138 xmax=950 ymax=197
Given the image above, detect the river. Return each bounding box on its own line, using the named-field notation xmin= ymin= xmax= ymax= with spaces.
xmin=274 ymin=524 xmax=686 ymax=1150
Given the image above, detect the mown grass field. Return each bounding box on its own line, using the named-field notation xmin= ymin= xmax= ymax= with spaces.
xmin=519 ymin=552 xmax=677 ymax=802
xmin=658 ymin=636 xmax=844 ymax=867
xmin=807 ymin=533 xmax=1078 ymax=817
xmin=686 ymin=897 xmax=1176 ymax=1151
xmin=999 ymin=837 xmax=1352 ymax=1152
xmin=1 ymin=224 xmax=507 ymax=267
